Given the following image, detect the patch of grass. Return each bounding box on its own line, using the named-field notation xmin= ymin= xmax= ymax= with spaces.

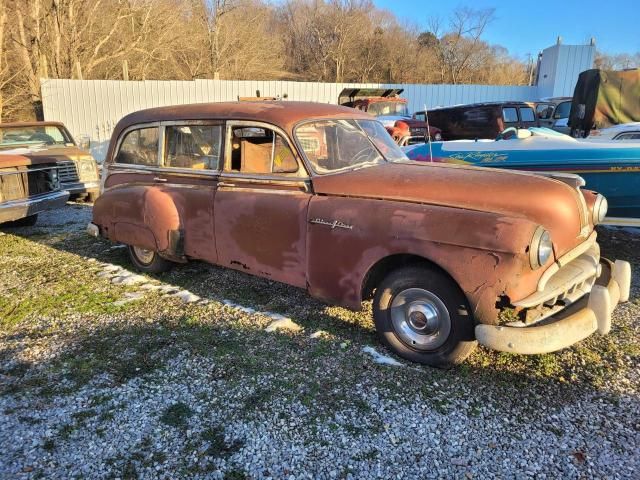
xmin=42 ymin=438 xmax=56 ymax=452
xmin=160 ymin=402 xmax=193 ymax=428
xmin=224 ymin=470 xmax=247 ymax=480
xmin=202 ymin=426 xmax=243 ymax=457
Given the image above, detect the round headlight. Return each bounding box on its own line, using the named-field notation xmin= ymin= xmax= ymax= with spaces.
xmin=592 ymin=194 xmax=608 ymax=225
xmin=433 ymin=132 xmax=442 ymax=141
xmin=530 ymin=227 xmax=553 ymax=269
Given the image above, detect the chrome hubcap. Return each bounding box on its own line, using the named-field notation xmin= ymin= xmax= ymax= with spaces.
xmin=390 ymin=288 xmax=451 ymax=351
xmin=133 ymin=246 xmax=155 ymax=265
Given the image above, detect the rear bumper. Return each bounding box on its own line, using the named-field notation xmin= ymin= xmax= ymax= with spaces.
xmin=475 ymin=258 xmax=631 ymax=354
xmin=61 ymin=181 xmax=99 ymax=195
xmin=0 ymin=190 xmax=70 ymax=223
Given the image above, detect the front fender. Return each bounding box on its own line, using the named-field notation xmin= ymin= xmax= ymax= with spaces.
xmin=306 ymin=196 xmax=541 ymax=324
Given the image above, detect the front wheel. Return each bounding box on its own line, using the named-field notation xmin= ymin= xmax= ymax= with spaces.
xmin=373 ymin=266 xmax=477 ymax=368
xmin=127 ymin=245 xmax=174 ymax=274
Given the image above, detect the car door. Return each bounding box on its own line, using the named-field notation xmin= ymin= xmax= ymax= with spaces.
xmin=153 ymin=121 xmax=223 ymax=264
xmin=213 ymin=121 xmax=311 ymax=288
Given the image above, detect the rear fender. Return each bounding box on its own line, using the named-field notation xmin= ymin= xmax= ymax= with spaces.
xmin=93 ymin=185 xmax=181 ymax=255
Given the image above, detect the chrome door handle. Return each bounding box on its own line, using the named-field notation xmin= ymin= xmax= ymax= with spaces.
xmin=153 ymin=177 xmax=167 ymax=182
xmin=218 ymin=181 xmax=236 ymax=187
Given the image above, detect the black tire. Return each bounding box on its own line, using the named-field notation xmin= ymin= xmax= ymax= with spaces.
xmin=4 ymin=214 xmax=38 ymax=227
xmin=127 ymin=245 xmax=174 ymax=274
xmin=373 ymin=265 xmax=477 ymax=368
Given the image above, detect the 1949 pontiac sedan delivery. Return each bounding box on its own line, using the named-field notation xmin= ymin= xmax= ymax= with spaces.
xmin=89 ymin=102 xmax=631 ymax=367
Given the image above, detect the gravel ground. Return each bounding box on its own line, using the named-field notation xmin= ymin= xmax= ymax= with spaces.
xmin=1 ymin=204 xmax=639 ymax=479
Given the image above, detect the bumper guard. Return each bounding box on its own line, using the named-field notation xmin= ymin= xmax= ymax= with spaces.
xmin=475 ymin=258 xmax=631 ymax=354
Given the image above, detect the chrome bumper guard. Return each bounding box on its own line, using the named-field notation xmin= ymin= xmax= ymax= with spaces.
xmin=475 ymin=258 xmax=631 ymax=354
xmin=0 ymin=190 xmax=70 ymax=223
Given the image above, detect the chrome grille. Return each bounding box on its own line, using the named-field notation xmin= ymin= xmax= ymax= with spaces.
xmin=513 ymin=243 xmax=600 ymax=324
xmin=57 ymin=161 xmax=79 ymax=183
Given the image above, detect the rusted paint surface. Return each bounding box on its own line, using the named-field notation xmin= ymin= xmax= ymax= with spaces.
xmin=214 ymin=184 xmax=310 ymax=287
xmin=312 ymin=161 xmax=587 ymax=258
xmin=93 ymin=101 xmax=597 ymax=328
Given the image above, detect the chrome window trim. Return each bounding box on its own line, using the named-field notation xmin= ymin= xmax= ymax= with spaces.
xmin=108 ymin=164 xmax=221 ymax=178
xmin=224 ymin=120 xmax=309 ymax=179
xmin=160 ymin=121 xmax=224 ymax=172
xmin=110 ymin=122 xmax=161 ymax=167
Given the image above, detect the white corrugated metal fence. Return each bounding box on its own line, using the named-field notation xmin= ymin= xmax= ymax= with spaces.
xmin=41 ymin=78 xmax=539 ymax=161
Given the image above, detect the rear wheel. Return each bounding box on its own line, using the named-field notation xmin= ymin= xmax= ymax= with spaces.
xmin=128 ymin=245 xmax=174 ymax=273
xmin=373 ymin=265 xmax=477 ymax=368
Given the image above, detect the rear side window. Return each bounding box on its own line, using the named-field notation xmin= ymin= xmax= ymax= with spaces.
xmin=520 ymin=107 xmax=535 ymax=122
xmin=502 ymin=108 xmax=518 ymax=123
xmin=115 ymin=127 xmax=159 ymax=166
xmin=463 ymin=108 xmax=490 ymax=125
xmin=164 ymin=125 xmax=222 ymax=170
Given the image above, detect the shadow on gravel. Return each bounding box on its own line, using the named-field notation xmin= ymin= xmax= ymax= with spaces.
xmin=3 ymin=207 xmax=639 ymax=401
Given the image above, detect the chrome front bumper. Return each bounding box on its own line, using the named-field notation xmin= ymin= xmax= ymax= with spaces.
xmin=61 ymin=181 xmax=100 ymax=195
xmin=475 ymin=258 xmax=631 ymax=354
xmin=0 ymin=190 xmax=70 ymax=224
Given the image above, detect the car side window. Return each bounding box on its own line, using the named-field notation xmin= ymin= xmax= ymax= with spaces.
xmin=502 ymin=107 xmax=518 ymax=124
xmin=164 ymin=125 xmax=222 ymax=170
xmin=115 ymin=127 xmax=159 ymax=166
xmin=553 ymin=101 xmax=572 ymax=119
xmin=520 ymin=107 xmax=535 ymax=122
xmin=463 ymin=108 xmax=490 ymax=125
xmin=536 ymin=104 xmax=553 ymax=119
xmin=227 ymin=126 xmax=298 ymax=175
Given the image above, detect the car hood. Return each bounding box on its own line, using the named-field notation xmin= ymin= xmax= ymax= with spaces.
xmin=311 ymin=161 xmax=590 ymax=256
xmin=0 ymin=152 xmax=63 ymax=168
xmin=5 ymin=145 xmax=92 ymax=162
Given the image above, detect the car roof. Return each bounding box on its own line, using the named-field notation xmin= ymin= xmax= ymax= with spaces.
xmin=417 ymin=101 xmax=535 ymax=113
xmin=114 ymin=101 xmax=372 ymax=134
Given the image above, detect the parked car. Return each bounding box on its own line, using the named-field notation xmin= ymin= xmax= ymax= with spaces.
xmin=413 ymin=101 xmax=539 ymax=140
xmin=89 ymin=101 xmax=630 ymax=367
xmin=535 ymin=97 xmax=572 ymax=134
xmin=586 ymin=122 xmax=640 ymax=141
xmin=0 ymin=152 xmax=69 ymax=226
xmin=0 ymin=121 xmax=100 ymax=202
xmin=338 ymin=88 xmax=441 ymax=145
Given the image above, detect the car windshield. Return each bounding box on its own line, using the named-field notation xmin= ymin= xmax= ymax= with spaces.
xmin=295 ymin=119 xmax=407 ymax=174
xmin=367 ymin=101 xmax=409 ymax=117
xmin=0 ymin=125 xmax=71 ymax=148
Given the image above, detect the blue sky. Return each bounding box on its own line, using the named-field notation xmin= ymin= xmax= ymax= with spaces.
xmin=373 ymin=0 xmax=639 ymax=60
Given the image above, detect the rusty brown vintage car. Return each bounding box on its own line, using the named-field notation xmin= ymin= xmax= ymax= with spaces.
xmin=0 ymin=122 xmax=100 ymax=202
xmin=0 ymin=152 xmax=68 ymax=226
xmin=89 ymin=101 xmax=631 ymax=367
